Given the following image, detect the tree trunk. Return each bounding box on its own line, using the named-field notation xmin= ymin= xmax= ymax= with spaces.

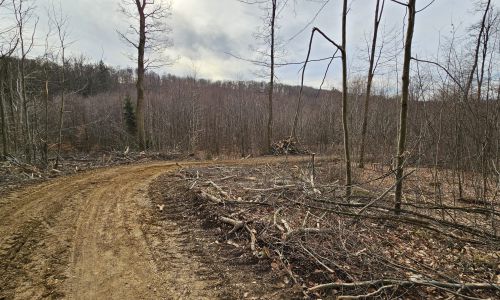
xmin=19 ymin=56 xmax=32 ymax=162
xmin=43 ymin=78 xmax=49 ymax=167
xmin=0 ymin=63 xmax=7 ymax=159
xmin=267 ymin=0 xmax=276 ymax=152
xmin=55 ymin=51 xmax=65 ymax=169
xmin=341 ymin=0 xmax=352 ymax=198
xmin=136 ymin=0 xmax=147 ymax=150
xmin=394 ymin=0 xmax=416 ymax=214
xmin=7 ymin=62 xmax=18 ymax=153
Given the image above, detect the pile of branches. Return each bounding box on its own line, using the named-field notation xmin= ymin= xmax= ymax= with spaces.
xmin=0 ymin=149 xmax=183 ymax=195
xmin=271 ymin=138 xmax=310 ymax=155
xmin=0 ymin=156 xmax=46 ymax=194
xmin=172 ymin=162 xmax=499 ymax=299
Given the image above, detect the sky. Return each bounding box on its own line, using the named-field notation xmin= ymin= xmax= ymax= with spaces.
xmin=3 ymin=0 xmax=499 ymax=89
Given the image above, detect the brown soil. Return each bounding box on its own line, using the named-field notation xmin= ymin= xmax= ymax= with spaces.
xmin=0 ymin=157 xmax=306 ymax=300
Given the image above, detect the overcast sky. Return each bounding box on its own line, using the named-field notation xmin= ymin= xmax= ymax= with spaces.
xmin=11 ymin=0 xmax=500 ymax=88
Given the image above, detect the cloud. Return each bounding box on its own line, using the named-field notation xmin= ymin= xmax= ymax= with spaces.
xmin=1 ymin=0 xmax=495 ymax=88
xmin=171 ymin=13 xmax=235 ymax=59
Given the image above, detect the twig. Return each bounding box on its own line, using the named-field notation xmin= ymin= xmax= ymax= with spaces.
xmin=219 ymin=175 xmax=236 ymax=181
xmin=337 ymin=284 xmax=396 ymax=299
xmin=243 ymin=184 xmax=295 ymax=192
xmin=189 ymin=180 xmax=198 ymax=190
xmin=355 ymin=170 xmax=415 ymax=217
xmin=284 ymin=227 xmax=333 ymax=240
xmin=273 ymin=208 xmax=285 ymax=232
xmin=299 ymin=243 xmax=335 ymax=274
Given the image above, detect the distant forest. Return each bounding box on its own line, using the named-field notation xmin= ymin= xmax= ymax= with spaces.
xmin=1 ymin=55 xmax=497 ymax=170
xmin=0 ymin=0 xmax=499 ymax=203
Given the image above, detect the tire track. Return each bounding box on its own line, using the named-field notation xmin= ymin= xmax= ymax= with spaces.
xmin=0 ymin=157 xmax=307 ymax=300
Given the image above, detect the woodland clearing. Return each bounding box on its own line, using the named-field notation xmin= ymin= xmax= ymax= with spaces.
xmin=0 ymin=156 xmax=498 ymax=299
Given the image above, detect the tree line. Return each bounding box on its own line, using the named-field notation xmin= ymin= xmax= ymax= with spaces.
xmin=0 ymin=0 xmax=499 ymax=207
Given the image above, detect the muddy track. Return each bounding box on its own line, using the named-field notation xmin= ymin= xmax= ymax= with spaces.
xmin=0 ymin=158 xmax=307 ymax=300
xmin=0 ymin=163 xmax=175 ymax=299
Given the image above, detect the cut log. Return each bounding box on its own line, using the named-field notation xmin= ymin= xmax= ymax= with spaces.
xmin=197 ymin=190 xmax=223 ymax=204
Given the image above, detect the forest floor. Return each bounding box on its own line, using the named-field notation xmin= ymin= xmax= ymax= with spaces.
xmin=0 ymin=156 xmax=498 ymax=299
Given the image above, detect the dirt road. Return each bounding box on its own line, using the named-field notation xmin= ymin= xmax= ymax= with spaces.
xmin=0 ymin=158 xmax=306 ymax=300
xmin=0 ymin=160 xmax=222 ymax=299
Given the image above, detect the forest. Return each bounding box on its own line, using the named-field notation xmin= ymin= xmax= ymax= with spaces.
xmin=0 ymin=0 xmax=499 ymax=299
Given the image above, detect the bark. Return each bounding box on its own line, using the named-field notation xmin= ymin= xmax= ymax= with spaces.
xmin=7 ymin=62 xmax=17 ymax=153
xmin=0 ymin=64 xmax=7 ymax=158
xmin=43 ymin=78 xmax=48 ymax=166
xmin=394 ymin=0 xmax=416 ymax=214
xmin=341 ymin=0 xmax=352 ymax=198
xmin=55 ymin=46 xmax=65 ymax=169
xmin=266 ymin=0 xmax=276 ymax=152
xmin=19 ymin=42 xmax=31 ymax=162
xmin=136 ymin=0 xmax=147 ymax=150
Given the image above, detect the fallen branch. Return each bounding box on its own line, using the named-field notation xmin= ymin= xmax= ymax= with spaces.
xmin=219 ymin=175 xmax=236 ymax=181
xmin=308 ymin=278 xmax=500 ymax=292
xmin=189 ymin=180 xmax=198 ymax=190
xmin=219 ymin=216 xmax=244 ymax=234
xmin=299 ymin=243 xmax=335 ymax=274
xmin=243 ymin=184 xmax=295 ymax=192
xmin=355 ymin=170 xmax=415 ymax=217
xmin=207 ymin=180 xmax=229 ymax=198
xmin=273 ymin=208 xmax=285 ymax=232
xmin=305 ymin=197 xmax=498 ymax=243
xmin=337 ymin=284 xmax=396 ymax=300
xmin=219 ymin=216 xmax=258 ymax=254
xmin=244 ymin=224 xmax=257 ymax=252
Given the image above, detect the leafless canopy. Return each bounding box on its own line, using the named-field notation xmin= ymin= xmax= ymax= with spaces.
xmin=118 ymin=0 xmax=173 ymax=69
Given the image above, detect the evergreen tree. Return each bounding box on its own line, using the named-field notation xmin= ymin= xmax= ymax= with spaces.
xmin=123 ymin=94 xmax=136 ymax=135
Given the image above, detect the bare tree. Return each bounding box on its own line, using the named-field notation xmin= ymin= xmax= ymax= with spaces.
xmin=118 ymin=0 xmax=172 ymax=150
xmin=267 ymin=0 xmax=276 ymax=152
xmin=392 ymin=0 xmax=417 ymax=214
xmin=41 ymin=12 xmax=54 ymax=167
xmin=51 ymin=2 xmax=69 ymax=169
xmin=358 ymin=0 xmax=385 ymax=168
xmin=340 ymin=0 xmax=352 ymax=198
xmin=0 ymin=0 xmax=18 ymax=159
xmin=294 ymin=0 xmax=351 ymax=198
xmin=13 ymin=0 xmax=37 ymax=162
xmin=465 ymin=0 xmax=492 ymax=101
xmin=237 ymin=0 xmax=283 ymax=152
